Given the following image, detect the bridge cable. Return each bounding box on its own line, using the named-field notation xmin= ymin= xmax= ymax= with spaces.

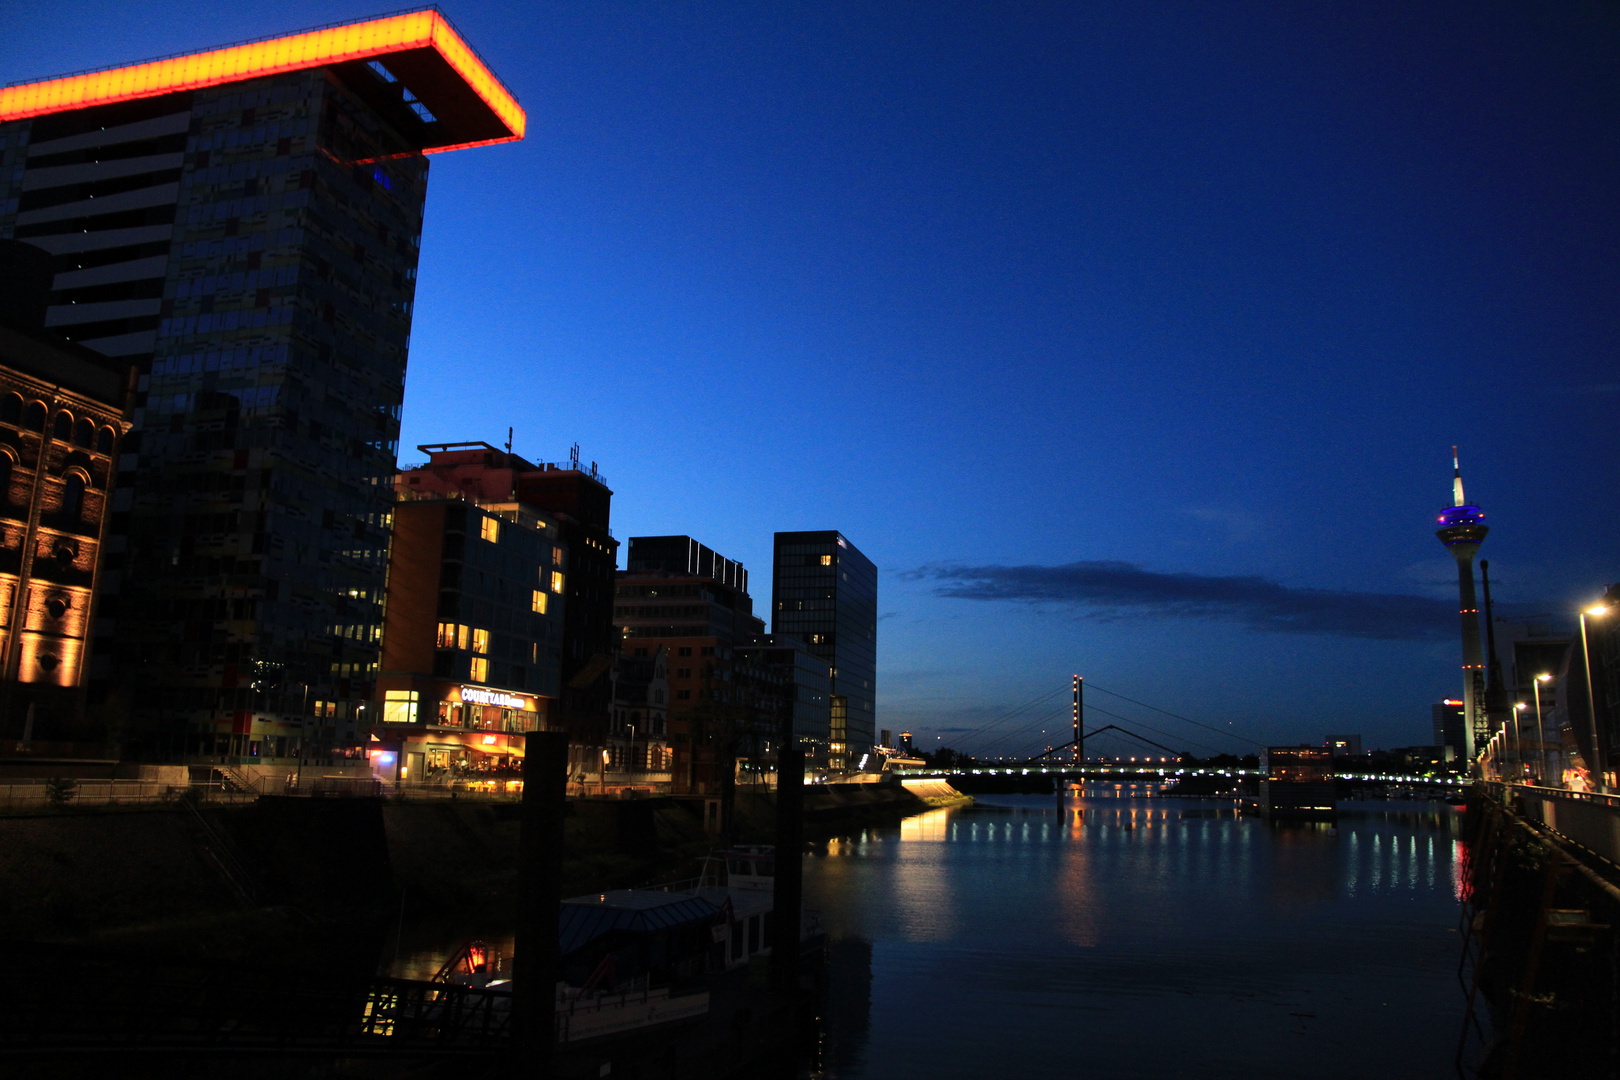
xmin=1084 ymin=682 xmax=1265 ymax=749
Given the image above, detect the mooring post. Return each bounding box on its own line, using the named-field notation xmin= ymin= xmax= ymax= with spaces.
xmin=512 ymin=730 xmax=569 ymax=1071
xmin=720 ymin=736 xmax=738 ymax=850
xmin=769 ymin=744 xmax=805 ymax=992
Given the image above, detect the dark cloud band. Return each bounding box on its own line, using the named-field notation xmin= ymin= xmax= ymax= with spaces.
xmin=910 ymin=560 xmax=1452 ymax=640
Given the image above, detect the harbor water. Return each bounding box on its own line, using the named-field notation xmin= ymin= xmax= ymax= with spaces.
xmin=802 ymin=784 xmax=1465 ymax=1080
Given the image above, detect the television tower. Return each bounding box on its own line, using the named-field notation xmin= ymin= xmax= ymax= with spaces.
xmin=1435 ymin=448 xmax=1488 ymax=761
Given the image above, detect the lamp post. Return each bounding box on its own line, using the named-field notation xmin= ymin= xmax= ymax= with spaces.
xmin=1533 ymin=674 xmax=1552 ymax=786
xmin=295 ymin=682 xmax=310 ymax=793
xmin=1513 ymin=702 xmax=1527 ymax=781
xmin=1579 ymin=604 xmax=1609 ymax=793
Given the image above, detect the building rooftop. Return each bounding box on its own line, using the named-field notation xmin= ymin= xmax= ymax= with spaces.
xmin=0 ymin=8 xmax=524 ymax=154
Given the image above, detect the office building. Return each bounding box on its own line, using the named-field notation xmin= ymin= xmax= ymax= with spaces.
xmin=1324 ymin=734 xmax=1362 ymax=757
xmin=733 ymin=633 xmax=831 ymax=760
xmin=1432 ymin=700 xmax=1466 ymax=759
xmin=396 ymin=442 xmax=619 ymax=781
xmin=370 ymin=489 xmax=565 ymax=788
xmin=0 ymin=241 xmax=136 ymax=743
xmin=772 ymin=530 xmax=877 ymax=771
xmin=0 ymin=12 xmax=525 ymax=765
xmin=615 ymin=535 xmax=764 ymax=793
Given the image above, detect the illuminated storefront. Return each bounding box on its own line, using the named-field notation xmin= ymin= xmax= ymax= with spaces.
xmin=372 ymin=485 xmax=564 ymax=789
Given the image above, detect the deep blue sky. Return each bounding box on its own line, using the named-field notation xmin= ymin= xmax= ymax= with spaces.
xmin=7 ymin=2 xmax=1618 ymax=755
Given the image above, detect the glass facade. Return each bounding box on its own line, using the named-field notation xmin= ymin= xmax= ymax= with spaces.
xmin=772 ymin=530 xmax=876 ymax=769
xmin=0 ymin=62 xmax=438 ymax=761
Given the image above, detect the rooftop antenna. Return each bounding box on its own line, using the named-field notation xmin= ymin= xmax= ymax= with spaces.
xmin=1452 ymin=445 xmax=1466 ymax=507
xmin=570 ymin=443 xmax=580 ymax=470
xmin=506 ymin=427 xmax=516 ymax=499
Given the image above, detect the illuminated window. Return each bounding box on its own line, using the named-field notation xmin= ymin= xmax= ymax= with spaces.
xmin=381 ymin=689 xmax=419 ymax=725
xmin=552 ymin=545 xmax=565 ymax=567
xmin=480 ymin=516 xmax=500 ymax=543
xmin=820 ymin=555 xmax=833 ymax=566
xmin=550 ymin=571 xmax=565 ymax=594
xmin=531 ymin=590 xmax=547 ymax=614
xmin=470 ymin=657 xmax=488 ymax=682
xmin=471 ymin=628 xmax=489 ymax=654
xmin=436 ymin=621 xmax=460 ymax=648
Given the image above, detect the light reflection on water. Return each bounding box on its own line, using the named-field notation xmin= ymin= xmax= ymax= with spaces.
xmin=804 ymin=785 xmax=1463 ymax=1080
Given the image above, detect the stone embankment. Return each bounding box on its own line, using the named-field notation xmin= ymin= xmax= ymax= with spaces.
xmin=0 ymin=779 xmax=968 ymax=954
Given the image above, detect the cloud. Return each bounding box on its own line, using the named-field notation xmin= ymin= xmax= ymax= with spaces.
xmin=909 ymin=560 xmax=1454 ymax=640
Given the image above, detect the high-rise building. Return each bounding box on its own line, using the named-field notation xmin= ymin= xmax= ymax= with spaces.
xmin=1435 ymin=449 xmax=1488 ymax=762
xmin=0 ymin=13 xmax=525 ymax=764
xmin=771 ymin=530 xmax=876 ymax=771
xmin=1432 ymin=700 xmax=1466 ymax=759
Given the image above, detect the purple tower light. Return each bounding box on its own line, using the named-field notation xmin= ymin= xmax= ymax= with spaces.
xmin=1436 ymin=448 xmax=1488 ymax=762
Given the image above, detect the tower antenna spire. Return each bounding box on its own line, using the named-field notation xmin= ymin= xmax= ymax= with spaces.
xmin=1436 ymin=450 xmax=1489 ymax=765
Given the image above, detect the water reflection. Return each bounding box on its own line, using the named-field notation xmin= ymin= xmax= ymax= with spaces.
xmin=804 ymin=786 xmax=1464 ymax=1080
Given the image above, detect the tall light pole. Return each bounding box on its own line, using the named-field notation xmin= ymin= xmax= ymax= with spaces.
xmin=1533 ymin=674 xmax=1552 ymax=786
xmin=1512 ymin=702 xmax=1527 ymax=781
xmin=1579 ymin=604 xmax=1609 ymax=792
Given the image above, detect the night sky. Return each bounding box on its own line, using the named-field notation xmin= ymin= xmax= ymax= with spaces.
xmin=7 ymin=2 xmax=1617 ymax=756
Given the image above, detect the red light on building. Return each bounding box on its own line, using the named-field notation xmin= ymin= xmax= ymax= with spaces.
xmin=0 ymin=10 xmax=525 ymax=152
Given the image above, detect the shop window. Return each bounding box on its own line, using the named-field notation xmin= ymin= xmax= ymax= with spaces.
xmin=531 ymin=590 xmax=547 ymax=614
xmin=471 ymin=628 xmax=489 ymax=654
xmin=550 ymin=571 xmax=565 ymax=595
xmin=480 ymin=516 xmax=500 ymax=543
xmin=470 ymin=657 xmax=488 ymax=682
xmin=382 ymin=689 xmax=419 ymax=725
xmin=437 ymin=701 xmax=463 ymax=728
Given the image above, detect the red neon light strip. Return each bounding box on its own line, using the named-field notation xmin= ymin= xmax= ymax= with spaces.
xmin=0 ymin=11 xmax=524 ymax=147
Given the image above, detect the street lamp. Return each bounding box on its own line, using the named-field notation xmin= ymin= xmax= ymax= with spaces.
xmin=1513 ymin=702 xmax=1527 ymax=780
xmin=1580 ymin=604 xmax=1609 ymax=793
xmin=1533 ymin=674 xmax=1552 ymax=786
